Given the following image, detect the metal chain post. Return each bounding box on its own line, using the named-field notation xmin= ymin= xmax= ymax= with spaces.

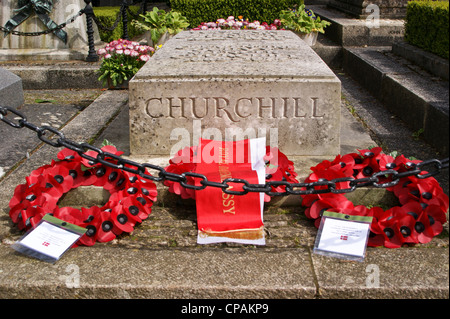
xmin=121 ymin=0 xmax=129 ymax=40
xmin=84 ymin=0 xmax=99 ymax=62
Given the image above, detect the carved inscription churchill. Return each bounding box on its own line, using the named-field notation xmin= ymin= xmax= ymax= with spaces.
xmin=145 ymin=96 xmax=324 ymax=121
xmin=129 ymin=30 xmax=341 ymax=157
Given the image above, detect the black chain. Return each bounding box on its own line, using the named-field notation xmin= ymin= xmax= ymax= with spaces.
xmin=0 ymin=9 xmax=85 ymax=37
xmin=1 ymin=106 xmax=448 ymax=196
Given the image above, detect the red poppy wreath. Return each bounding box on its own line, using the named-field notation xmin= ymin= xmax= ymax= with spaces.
xmin=164 ymin=145 xmax=298 ymax=202
xmin=301 ymin=147 xmax=449 ymax=248
xmin=8 ymin=144 xmax=157 ymax=246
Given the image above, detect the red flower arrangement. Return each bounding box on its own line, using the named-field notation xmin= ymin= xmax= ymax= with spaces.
xmin=8 ymin=144 xmax=157 ymax=246
xmin=301 ymin=147 xmax=449 ymax=248
xmin=164 ymin=145 xmax=298 ymax=202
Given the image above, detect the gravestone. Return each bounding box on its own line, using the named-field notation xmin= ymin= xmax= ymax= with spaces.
xmin=1 ymin=0 xmax=98 ymax=53
xmin=0 ymin=67 xmax=24 ymax=108
xmin=129 ymin=30 xmax=341 ymax=158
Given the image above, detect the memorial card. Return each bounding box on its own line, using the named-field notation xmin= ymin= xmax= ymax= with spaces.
xmin=313 ymin=211 xmax=373 ymax=261
xmin=12 ymin=214 xmax=86 ymax=263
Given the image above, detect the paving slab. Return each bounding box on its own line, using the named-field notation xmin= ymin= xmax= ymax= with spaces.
xmin=0 ymin=89 xmax=102 ymax=178
xmin=0 ymin=245 xmax=317 ymax=299
xmin=312 ymin=247 xmax=449 ymax=298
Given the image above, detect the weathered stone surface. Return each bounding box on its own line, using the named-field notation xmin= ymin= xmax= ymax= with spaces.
xmin=0 ymin=67 xmax=24 ymax=108
xmin=311 ymin=5 xmax=405 ymax=46
xmin=129 ymin=30 xmax=341 ymax=158
xmin=328 ymin=0 xmax=409 ymax=19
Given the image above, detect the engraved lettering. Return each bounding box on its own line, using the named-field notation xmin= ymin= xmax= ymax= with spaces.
xmin=191 ymin=97 xmax=209 ymax=119
xmin=294 ymin=98 xmax=307 ymax=118
xmin=235 ymin=98 xmax=252 ymax=118
xmin=257 ymin=97 xmax=276 ymax=118
xmin=146 ymin=97 xmax=325 ymax=120
xmin=311 ymin=97 xmax=324 ymax=118
xmin=214 ymin=97 xmax=239 ymax=122
xmin=281 ymin=97 xmax=289 ymax=118
xmin=168 ymin=97 xmax=187 ymax=119
xmin=146 ymin=98 xmax=164 ymax=118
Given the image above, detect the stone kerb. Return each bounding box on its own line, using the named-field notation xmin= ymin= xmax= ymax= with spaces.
xmin=129 ymin=30 xmax=341 ymax=158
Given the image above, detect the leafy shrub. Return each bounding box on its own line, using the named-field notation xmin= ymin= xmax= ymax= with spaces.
xmin=405 ymin=1 xmax=449 ymax=59
xmin=93 ymin=6 xmax=144 ymax=42
xmin=169 ymin=0 xmax=304 ymax=28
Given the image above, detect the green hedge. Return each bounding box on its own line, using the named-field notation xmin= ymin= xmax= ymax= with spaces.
xmin=405 ymin=1 xmax=449 ymax=59
xmin=93 ymin=6 xmax=144 ymax=42
xmin=169 ymin=0 xmax=304 ymax=28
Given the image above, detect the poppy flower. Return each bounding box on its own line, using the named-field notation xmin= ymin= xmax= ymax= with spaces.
xmin=44 ymin=164 xmax=74 ymax=194
xmin=416 ymin=179 xmax=449 ymax=212
xmin=305 ymin=195 xmax=351 ymax=220
xmin=80 ymin=145 xmax=124 ymax=168
xmin=111 ymin=204 xmax=135 ymax=233
xmin=77 ymin=207 xmax=117 ymax=246
xmin=375 ymin=207 xmax=406 ymax=248
xmin=264 ymin=147 xmax=298 ymax=200
xmin=412 ymin=206 xmax=444 ymax=244
xmin=57 ymin=148 xmax=81 ymax=162
xmin=164 ymin=146 xmax=197 ymax=200
xmin=54 ymin=206 xmax=87 ymax=226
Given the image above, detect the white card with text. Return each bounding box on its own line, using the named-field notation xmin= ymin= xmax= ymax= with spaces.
xmin=12 ymin=214 xmax=86 ymax=263
xmin=313 ymin=211 xmax=373 ymax=261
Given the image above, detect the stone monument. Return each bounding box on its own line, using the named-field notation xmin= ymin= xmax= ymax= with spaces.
xmin=129 ymin=30 xmax=341 ymax=159
xmin=1 ymin=0 xmax=99 ymax=59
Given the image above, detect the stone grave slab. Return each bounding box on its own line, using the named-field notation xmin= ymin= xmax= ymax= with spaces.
xmin=129 ymin=30 xmax=341 ymax=158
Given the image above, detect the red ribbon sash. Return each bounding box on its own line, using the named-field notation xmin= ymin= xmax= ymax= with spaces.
xmin=195 ymin=139 xmax=264 ymax=242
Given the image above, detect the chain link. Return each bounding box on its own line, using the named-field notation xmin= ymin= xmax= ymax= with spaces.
xmin=0 ymin=9 xmax=85 ymax=37
xmin=1 ymin=105 xmax=448 ymax=196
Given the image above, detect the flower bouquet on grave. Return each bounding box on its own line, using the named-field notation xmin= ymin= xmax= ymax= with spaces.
xmin=97 ymin=39 xmax=155 ymax=89
xmin=193 ymin=16 xmax=284 ymax=31
xmin=280 ymin=4 xmax=331 ymax=46
xmin=131 ymin=7 xmax=189 ymax=46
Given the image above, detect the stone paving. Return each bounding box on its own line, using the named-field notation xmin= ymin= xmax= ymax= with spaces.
xmin=0 ymin=21 xmax=448 ymax=299
xmin=0 ymin=78 xmax=448 ymax=299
